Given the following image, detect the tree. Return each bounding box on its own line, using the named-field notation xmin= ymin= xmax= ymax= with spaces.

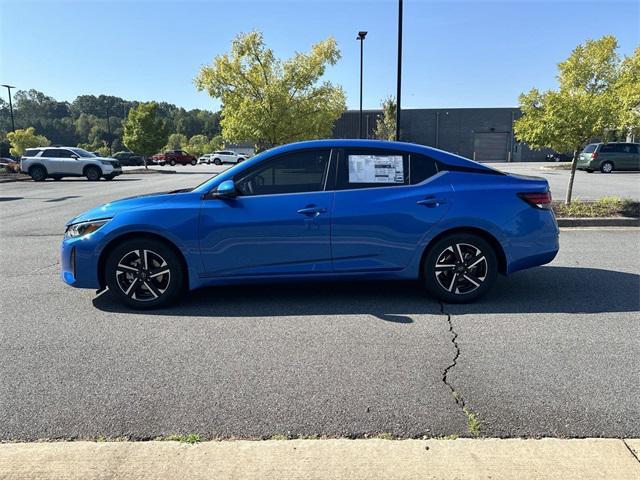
xmin=164 ymin=133 xmax=188 ymax=151
xmin=614 ymin=47 xmax=640 ymax=139
xmin=195 ymin=31 xmax=346 ymax=151
xmin=185 ymin=134 xmax=210 ymax=157
xmin=122 ymin=102 xmax=167 ymax=168
xmin=374 ymin=96 xmax=397 ymax=140
xmin=6 ymin=127 xmax=50 ymax=156
xmin=514 ymin=36 xmax=627 ymax=204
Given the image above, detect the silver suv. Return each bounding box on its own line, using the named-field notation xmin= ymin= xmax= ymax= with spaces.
xmin=20 ymin=147 xmax=122 ymax=181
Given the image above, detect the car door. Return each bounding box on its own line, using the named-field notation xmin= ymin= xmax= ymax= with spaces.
xmin=199 ymin=148 xmax=334 ymax=277
xmin=331 ymin=148 xmax=452 ymax=272
xmin=619 ymin=144 xmax=638 ymax=170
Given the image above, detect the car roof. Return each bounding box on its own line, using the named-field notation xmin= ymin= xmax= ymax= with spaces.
xmin=266 ymin=139 xmax=496 ymax=171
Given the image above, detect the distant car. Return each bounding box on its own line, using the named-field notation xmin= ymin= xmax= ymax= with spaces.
xmin=577 ymin=142 xmax=640 ymax=173
xmin=150 ymin=150 xmax=197 ymax=166
xmin=210 ymin=150 xmax=246 ymax=165
xmin=20 ymin=147 xmax=122 ymax=181
xmin=198 ymin=154 xmax=212 ymax=164
xmin=0 ymin=157 xmax=17 ymax=165
xmin=113 ymin=151 xmax=144 ymax=166
xmin=60 ymin=139 xmax=559 ymax=309
xmin=545 ymin=152 xmax=573 ymax=162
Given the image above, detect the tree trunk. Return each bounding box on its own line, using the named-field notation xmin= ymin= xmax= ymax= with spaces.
xmin=565 ymin=148 xmax=579 ymax=205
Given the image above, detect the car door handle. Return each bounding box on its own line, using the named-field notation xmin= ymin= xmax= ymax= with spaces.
xmin=417 ymin=197 xmax=446 ymax=207
xmin=297 ymin=206 xmax=327 ymax=216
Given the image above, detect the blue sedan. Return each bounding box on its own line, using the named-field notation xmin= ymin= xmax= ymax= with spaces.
xmin=61 ymin=140 xmax=559 ymax=308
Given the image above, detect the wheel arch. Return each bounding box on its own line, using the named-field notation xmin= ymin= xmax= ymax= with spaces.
xmin=83 ymin=163 xmax=103 ymax=176
xmin=97 ymin=231 xmax=190 ymax=290
xmin=419 ymin=226 xmax=507 ymax=277
xmin=28 ymin=163 xmax=48 ymax=175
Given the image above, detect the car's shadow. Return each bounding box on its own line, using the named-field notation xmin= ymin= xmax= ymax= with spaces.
xmin=92 ymin=266 xmax=639 ymax=318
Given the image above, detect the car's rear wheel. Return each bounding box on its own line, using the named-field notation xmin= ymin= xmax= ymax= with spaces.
xmin=29 ymin=165 xmax=47 ymax=182
xmin=169 ymin=160 xmax=176 ymax=166
xmin=190 ymin=159 xmax=197 ymax=165
xmin=85 ymin=166 xmax=101 ymax=181
xmin=423 ymin=233 xmax=497 ymax=303
xmin=213 ymin=158 xmax=222 ymax=165
xmin=105 ymin=238 xmax=184 ymax=309
xmin=600 ymin=161 xmax=614 ymax=173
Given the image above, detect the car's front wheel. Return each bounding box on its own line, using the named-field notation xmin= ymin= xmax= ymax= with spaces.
xmin=85 ymin=166 xmax=101 ymax=181
xmin=190 ymin=159 xmax=197 ymax=165
xmin=105 ymin=238 xmax=185 ymax=309
xmin=423 ymin=233 xmax=497 ymax=303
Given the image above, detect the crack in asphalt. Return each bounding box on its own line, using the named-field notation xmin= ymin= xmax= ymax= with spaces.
xmin=623 ymin=439 xmax=640 ymax=464
xmin=440 ymin=302 xmax=481 ymax=436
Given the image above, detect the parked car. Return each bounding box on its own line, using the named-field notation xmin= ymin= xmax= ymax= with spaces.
xmin=61 ymin=139 xmax=559 ymax=309
xmin=20 ymin=147 xmax=122 ymax=181
xmin=545 ymin=152 xmax=573 ymax=162
xmin=113 ymin=151 xmax=144 ymax=166
xmin=210 ymin=150 xmax=246 ymax=165
xmin=150 ymin=150 xmax=197 ymax=166
xmin=577 ymin=142 xmax=640 ymax=173
xmin=0 ymin=157 xmax=17 ymax=165
xmin=198 ymin=154 xmax=212 ymax=164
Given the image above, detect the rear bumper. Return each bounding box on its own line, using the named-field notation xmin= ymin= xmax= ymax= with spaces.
xmin=505 ymin=210 xmax=559 ymax=274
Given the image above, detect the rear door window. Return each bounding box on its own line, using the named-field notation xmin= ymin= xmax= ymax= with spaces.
xmin=24 ymin=149 xmax=41 ymax=157
xmin=409 ymin=154 xmax=439 ymax=184
xmin=600 ymin=144 xmax=623 ymax=153
xmin=337 ymin=149 xmax=409 ymax=190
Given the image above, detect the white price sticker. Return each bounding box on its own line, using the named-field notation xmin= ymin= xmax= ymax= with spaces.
xmin=348 ymin=155 xmax=404 ymax=184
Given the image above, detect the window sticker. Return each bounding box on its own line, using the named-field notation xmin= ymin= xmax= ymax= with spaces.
xmin=348 ymin=155 xmax=404 ymax=184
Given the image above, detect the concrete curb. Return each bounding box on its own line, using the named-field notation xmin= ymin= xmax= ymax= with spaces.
xmin=0 ymin=175 xmax=31 ymax=183
xmin=1 ymin=438 xmax=638 ymax=480
xmin=557 ymin=217 xmax=640 ymax=227
xmin=122 ymin=168 xmax=177 ymax=175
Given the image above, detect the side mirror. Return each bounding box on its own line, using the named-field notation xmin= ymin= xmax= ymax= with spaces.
xmin=212 ymin=179 xmax=237 ymax=199
xmin=71 ymin=154 xmax=79 ymax=159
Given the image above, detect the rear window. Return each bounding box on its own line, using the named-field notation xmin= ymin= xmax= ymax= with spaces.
xmin=582 ymin=144 xmax=598 ymax=153
xmin=24 ymin=149 xmax=41 ymax=157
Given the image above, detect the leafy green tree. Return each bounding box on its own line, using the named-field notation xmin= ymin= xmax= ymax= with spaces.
xmin=123 ymin=102 xmax=167 ymax=168
xmin=374 ymin=96 xmax=397 ymax=140
xmin=6 ymin=127 xmax=50 ymax=156
xmin=164 ymin=133 xmax=188 ymax=151
xmin=185 ymin=134 xmax=211 ymax=157
xmin=515 ymin=36 xmax=626 ymax=204
xmin=195 ymin=31 xmax=346 ymax=151
xmin=614 ymin=47 xmax=640 ymax=139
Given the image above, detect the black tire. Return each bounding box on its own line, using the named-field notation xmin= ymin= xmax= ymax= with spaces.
xmin=190 ymin=159 xmax=197 ymax=166
xmin=29 ymin=165 xmax=47 ymax=182
xmin=104 ymin=238 xmax=185 ymax=309
xmin=52 ymin=176 xmax=63 ymax=181
xmin=600 ymin=161 xmax=614 ymax=173
xmin=169 ymin=159 xmax=176 ymax=166
xmin=104 ymin=175 xmax=115 ymax=181
xmin=586 ymin=169 xmax=594 ymax=173
xmin=207 ymin=160 xmax=211 ymax=165
xmin=423 ymin=233 xmax=497 ymax=303
xmin=85 ymin=166 xmax=101 ymax=181
xmin=237 ymin=157 xmax=245 ymax=163
xmin=213 ymin=158 xmax=222 ymax=165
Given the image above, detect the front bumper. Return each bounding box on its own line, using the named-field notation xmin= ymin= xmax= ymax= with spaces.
xmin=60 ymin=236 xmax=102 ymax=289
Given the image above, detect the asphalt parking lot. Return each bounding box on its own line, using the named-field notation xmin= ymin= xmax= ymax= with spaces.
xmin=487 ymin=162 xmax=640 ymax=201
xmin=0 ymin=171 xmax=638 ymax=441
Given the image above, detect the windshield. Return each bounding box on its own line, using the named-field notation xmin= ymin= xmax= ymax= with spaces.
xmin=582 ymin=144 xmax=598 ymax=153
xmin=69 ymin=147 xmax=96 ymax=158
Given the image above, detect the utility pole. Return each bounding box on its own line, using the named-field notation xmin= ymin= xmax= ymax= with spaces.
xmin=1 ymin=84 xmax=16 ymax=132
xmin=357 ymin=31 xmax=368 ymax=139
xmin=395 ymin=0 xmax=403 ymax=141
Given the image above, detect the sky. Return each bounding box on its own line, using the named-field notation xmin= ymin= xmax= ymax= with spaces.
xmin=1 ymin=0 xmax=638 ymax=112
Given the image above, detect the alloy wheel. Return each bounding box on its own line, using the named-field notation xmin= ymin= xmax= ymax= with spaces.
xmin=115 ymin=249 xmax=171 ymax=302
xmin=434 ymin=243 xmax=488 ymax=295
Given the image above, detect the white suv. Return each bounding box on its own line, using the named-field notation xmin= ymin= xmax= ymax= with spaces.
xmin=20 ymin=147 xmax=122 ymax=181
xmin=209 ymin=150 xmax=246 ymax=165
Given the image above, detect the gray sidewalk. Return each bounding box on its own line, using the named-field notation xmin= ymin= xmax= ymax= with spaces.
xmin=1 ymin=438 xmax=639 ymax=480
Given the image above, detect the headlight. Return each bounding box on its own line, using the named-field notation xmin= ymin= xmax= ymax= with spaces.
xmin=100 ymin=160 xmax=112 ymax=166
xmin=65 ymin=219 xmax=110 ymax=238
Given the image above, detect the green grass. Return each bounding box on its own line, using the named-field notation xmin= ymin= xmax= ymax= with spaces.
xmin=157 ymin=434 xmax=201 ymax=444
xmin=463 ymin=407 xmax=481 ymax=437
xmin=552 ymin=197 xmax=639 ymax=218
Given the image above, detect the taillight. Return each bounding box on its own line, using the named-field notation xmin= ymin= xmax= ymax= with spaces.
xmin=518 ymin=191 xmax=552 ymax=209
xmin=592 ymin=151 xmax=599 ymax=160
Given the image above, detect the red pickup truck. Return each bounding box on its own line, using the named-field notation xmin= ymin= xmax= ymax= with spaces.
xmin=150 ymin=150 xmax=197 ymax=166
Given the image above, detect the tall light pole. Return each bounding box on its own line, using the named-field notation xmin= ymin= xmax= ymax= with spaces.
xmin=357 ymin=31 xmax=367 ymax=139
xmin=395 ymin=0 xmax=403 ymax=141
xmin=1 ymin=84 xmax=16 ymax=132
